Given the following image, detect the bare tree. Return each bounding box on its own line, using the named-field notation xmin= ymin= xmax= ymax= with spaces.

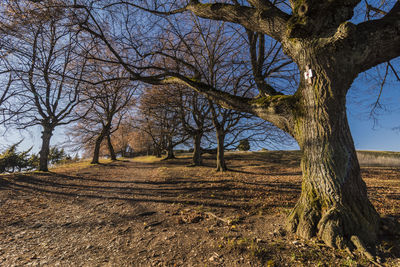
xmin=1 ymin=2 xmax=90 ymax=171
xmin=70 ymin=62 xmax=136 ymax=164
xmin=110 ymin=119 xmax=136 ymax=157
xmin=137 ymin=85 xmax=188 ymax=159
xmin=0 ymin=72 xmax=17 ymax=125
xmin=178 ymin=17 xmax=295 ymax=171
xmin=176 ymin=86 xmax=213 ymax=166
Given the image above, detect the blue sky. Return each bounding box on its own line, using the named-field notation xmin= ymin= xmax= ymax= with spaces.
xmin=349 ymin=115 xmax=400 ymax=151
xmin=347 ymin=61 xmax=400 ymax=151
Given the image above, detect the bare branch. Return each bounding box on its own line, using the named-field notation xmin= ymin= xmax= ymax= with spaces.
xmin=369 ymin=62 xmax=389 ymax=119
xmin=186 ymin=1 xmax=290 ymax=41
xmin=388 ymin=61 xmax=400 ymax=82
xmin=103 ymin=1 xmax=187 ymax=15
xmin=353 ymin=1 xmax=400 ymax=73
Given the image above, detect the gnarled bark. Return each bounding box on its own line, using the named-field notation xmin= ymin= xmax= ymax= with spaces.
xmin=288 ymin=112 xmax=380 ymax=249
xmin=286 ymin=59 xmax=380 ymax=252
xmin=75 ymin=0 xmax=400 ymax=255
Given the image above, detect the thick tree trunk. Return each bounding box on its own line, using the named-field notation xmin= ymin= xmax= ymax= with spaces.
xmin=39 ymin=126 xmax=53 ymax=172
xmin=287 ymin=70 xmax=380 ymax=252
xmin=91 ymin=131 xmax=105 ymax=164
xmin=164 ymin=146 xmax=175 ymax=159
xmin=192 ymin=133 xmax=203 ymax=166
xmin=216 ymin=129 xmax=227 ymax=172
xmin=107 ymin=134 xmax=117 ymax=160
xmin=165 ymin=138 xmax=175 ymax=160
xmin=154 ymin=146 xmax=162 ymax=158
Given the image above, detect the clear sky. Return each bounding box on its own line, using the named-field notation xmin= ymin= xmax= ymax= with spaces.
xmin=345 ymin=57 xmax=400 ymax=151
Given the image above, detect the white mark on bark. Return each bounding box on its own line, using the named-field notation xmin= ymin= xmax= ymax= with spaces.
xmin=304 ymin=66 xmax=313 ymax=84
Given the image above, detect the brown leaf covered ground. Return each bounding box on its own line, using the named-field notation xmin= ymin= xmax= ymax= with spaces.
xmin=0 ymin=151 xmax=399 ymax=266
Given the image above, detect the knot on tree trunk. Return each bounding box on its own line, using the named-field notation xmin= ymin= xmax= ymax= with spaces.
xmin=297 ymin=3 xmax=309 ymax=16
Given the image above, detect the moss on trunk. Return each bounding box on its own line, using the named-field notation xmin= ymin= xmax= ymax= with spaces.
xmin=287 ymin=71 xmax=380 ymax=255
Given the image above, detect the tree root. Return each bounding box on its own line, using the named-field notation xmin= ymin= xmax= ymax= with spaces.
xmin=205 ymin=212 xmax=234 ymax=225
xmin=380 ymin=215 xmax=400 ymax=237
xmin=287 ymin=203 xmax=381 ymax=262
xmin=350 ymin=235 xmax=374 ymax=260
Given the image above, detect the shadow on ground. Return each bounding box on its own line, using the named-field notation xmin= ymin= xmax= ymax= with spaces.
xmin=1 ymin=159 xmax=301 ymax=212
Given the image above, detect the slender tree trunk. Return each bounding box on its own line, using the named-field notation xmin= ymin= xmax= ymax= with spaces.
xmin=216 ymin=129 xmax=227 ymax=172
xmin=107 ymin=134 xmax=117 ymax=160
xmin=39 ymin=126 xmax=53 ymax=172
xmin=92 ymin=131 xmax=106 ymax=164
xmin=192 ymin=133 xmax=203 ymax=166
xmin=287 ymin=68 xmax=380 ymax=250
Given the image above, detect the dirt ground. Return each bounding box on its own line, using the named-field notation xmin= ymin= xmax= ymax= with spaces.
xmin=0 ymin=151 xmax=399 ymax=266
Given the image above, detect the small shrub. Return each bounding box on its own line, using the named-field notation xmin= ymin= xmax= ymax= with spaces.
xmin=0 ymin=141 xmax=34 ymax=173
xmin=237 ymin=139 xmax=250 ymax=151
xmin=48 ymin=147 xmax=69 ymax=164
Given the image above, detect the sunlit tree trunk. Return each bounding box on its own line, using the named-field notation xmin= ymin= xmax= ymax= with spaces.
xmin=287 ymin=64 xmax=380 ymax=249
xmin=72 ymin=0 xmax=400 ymax=253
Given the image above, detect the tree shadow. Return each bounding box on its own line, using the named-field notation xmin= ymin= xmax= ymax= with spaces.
xmin=0 ymin=176 xmax=10 ymax=189
xmin=3 ymin=168 xmax=301 ymax=212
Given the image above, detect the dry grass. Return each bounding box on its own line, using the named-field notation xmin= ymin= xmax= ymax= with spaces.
xmin=130 ymin=155 xmax=164 ymax=163
xmin=48 ymin=159 xmax=93 ymax=171
xmin=357 ymin=151 xmax=400 ymax=167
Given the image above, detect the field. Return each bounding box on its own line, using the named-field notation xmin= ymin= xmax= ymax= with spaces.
xmin=0 ymin=151 xmax=399 ymax=266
